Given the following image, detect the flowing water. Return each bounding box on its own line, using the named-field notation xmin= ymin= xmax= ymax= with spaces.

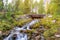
xmin=40 ymin=34 xmax=45 ymax=40
xmin=4 ymin=19 xmax=39 ymax=40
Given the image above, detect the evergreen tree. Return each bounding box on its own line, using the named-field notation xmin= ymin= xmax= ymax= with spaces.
xmin=49 ymin=0 xmax=60 ymax=14
xmin=15 ymin=0 xmax=24 ymax=15
xmin=0 ymin=0 xmax=3 ymax=11
xmin=45 ymin=0 xmax=50 ymax=14
xmin=38 ymin=0 xmax=44 ymax=14
xmin=30 ymin=0 xmax=34 ymax=13
xmin=24 ymin=0 xmax=30 ymax=14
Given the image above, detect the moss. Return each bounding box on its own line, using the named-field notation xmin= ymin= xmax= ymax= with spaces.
xmin=13 ymin=18 xmax=32 ymax=26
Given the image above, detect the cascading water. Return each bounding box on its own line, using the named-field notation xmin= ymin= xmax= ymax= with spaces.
xmin=4 ymin=19 xmax=39 ymax=40
xmin=40 ymin=34 xmax=45 ymax=40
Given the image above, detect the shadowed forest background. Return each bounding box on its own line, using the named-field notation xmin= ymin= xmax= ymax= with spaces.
xmin=0 ymin=0 xmax=60 ymax=40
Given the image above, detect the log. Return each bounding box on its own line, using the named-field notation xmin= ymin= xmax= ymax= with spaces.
xmin=27 ymin=14 xmax=45 ymax=19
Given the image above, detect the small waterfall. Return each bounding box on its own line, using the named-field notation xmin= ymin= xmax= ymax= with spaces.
xmin=4 ymin=19 xmax=38 ymax=40
xmin=40 ymin=34 xmax=45 ymax=40
xmin=40 ymin=26 xmax=45 ymax=40
xmin=27 ymin=19 xmax=39 ymax=29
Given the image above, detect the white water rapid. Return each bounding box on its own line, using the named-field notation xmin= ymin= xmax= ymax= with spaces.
xmin=4 ymin=19 xmax=39 ymax=40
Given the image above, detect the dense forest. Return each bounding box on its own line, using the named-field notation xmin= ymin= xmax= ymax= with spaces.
xmin=0 ymin=0 xmax=60 ymax=40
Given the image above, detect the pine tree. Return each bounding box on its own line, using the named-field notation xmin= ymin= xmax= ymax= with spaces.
xmin=38 ymin=0 xmax=44 ymax=14
xmin=45 ymin=0 xmax=50 ymax=14
xmin=24 ymin=0 xmax=30 ymax=14
xmin=15 ymin=0 xmax=24 ymax=15
xmin=0 ymin=0 xmax=3 ymax=11
xmin=49 ymin=0 xmax=60 ymax=14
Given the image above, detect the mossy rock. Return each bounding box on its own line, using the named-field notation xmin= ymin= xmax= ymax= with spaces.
xmin=13 ymin=18 xmax=32 ymax=27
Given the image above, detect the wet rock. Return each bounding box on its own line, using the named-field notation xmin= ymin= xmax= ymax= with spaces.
xmin=48 ymin=14 xmax=52 ymax=18
xmin=55 ymin=34 xmax=60 ymax=38
xmin=35 ymin=35 xmax=40 ymax=40
xmin=0 ymin=31 xmax=2 ymax=36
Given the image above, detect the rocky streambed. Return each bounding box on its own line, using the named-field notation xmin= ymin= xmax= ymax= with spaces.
xmin=0 ymin=19 xmax=45 ymax=40
xmin=0 ymin=14 xmax=60 ymax=40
